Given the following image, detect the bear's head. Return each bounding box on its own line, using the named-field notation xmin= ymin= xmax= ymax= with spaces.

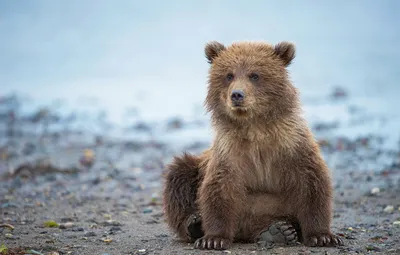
xmin=204 ymin=41 xmax=299 ymax=123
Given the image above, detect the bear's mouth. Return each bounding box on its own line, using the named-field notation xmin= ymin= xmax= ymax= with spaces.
xmin=230 ymin=106 xmax=248 ymax=116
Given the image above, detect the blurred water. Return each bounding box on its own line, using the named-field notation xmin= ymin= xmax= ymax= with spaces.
xmin=1 ymin=1 xmax=399 ymax=144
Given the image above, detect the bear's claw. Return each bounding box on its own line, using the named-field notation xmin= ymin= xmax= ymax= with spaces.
xmin=194 ymin=236 xmax=232 ymax=250
xmin=306 ymin=233 xmax=344 ymax=247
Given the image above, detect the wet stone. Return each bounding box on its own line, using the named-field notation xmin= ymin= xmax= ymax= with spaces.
xmin=1 ymin=202 xmax=18 ymax=208
xmin=143 ymin=208 xmax=152 ymax=214
xmin=109 ymin=226 xmax=122 ymax=232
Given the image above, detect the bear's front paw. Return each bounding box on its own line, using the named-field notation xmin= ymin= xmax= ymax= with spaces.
xmin=194 ymin=235 xmax=232 ymax=250
xmin=186 ymin=213 xmax=203 ymax=241
xmin=305 ymin=233 xmax=344 ymax=247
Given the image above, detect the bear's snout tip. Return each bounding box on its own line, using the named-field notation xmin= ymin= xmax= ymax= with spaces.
xmin=231 ymin=90 xmax=245 ymax=105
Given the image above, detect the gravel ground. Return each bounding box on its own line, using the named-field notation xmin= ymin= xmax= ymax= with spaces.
xmin=0 ymin=92 xmax=399 ymax=255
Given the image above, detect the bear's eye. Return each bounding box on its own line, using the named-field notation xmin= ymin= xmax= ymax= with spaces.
xmin=226 ymin=73 xmax=234 ymax=81
xmin=249 ymin=73 xmax=259 ymax=81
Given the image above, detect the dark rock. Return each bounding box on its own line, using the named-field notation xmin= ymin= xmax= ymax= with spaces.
xmin=330 ymin=86 xmax=348 ymax=100
xmin=313 ymin=122 xmax=339 ymax=132
xmin=91 ymin=177 xmax=101 ymax=185
xmin=155 ymin=234 xmax=169 ymax=238
xmin=84 ymin=231 xmax=97 ymax=237
xmin=22 ymin=142 xmax=36 ymax=155
xmin=146 ymin=220 xmax=158 ymax=224
xmin=132 ymin=122 xmax=152 ymax=133
xmin=60 ymin=217 xmax=76 ymax=223
xmin=109 ymin=226 xmax=122 ymax=235
xmin=30 ymin=108 xmax=50 ymax=123
xmin=109 ymin=226 xmax=121 ymax=232
xmin=124 ymin=141 xmax=145 ymax=151
xmin=166 ymin=117 xmax=183 ymax=130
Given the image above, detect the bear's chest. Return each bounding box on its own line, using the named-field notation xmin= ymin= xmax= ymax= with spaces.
xmin=230 ymin=143 xmax=280 ymax=193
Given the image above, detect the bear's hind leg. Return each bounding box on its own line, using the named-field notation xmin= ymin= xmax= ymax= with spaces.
xmin=256 ymin=220 xmax=298 ymax=246
xmin=163 ymin=153 xmax=204 ymax=242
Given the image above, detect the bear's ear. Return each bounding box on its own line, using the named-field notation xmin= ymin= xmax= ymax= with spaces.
xmin=205 ymin=41 xmax=226 ymax=64
xmin=274 ymin=41 xmax=296 ymax=66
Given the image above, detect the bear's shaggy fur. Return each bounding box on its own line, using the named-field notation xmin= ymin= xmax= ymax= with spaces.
xmin=163 ymin=40 xmax=343 ymax=250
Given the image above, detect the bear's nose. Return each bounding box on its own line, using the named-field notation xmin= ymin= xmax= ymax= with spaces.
xmin=231 ymin=90 xmax=245 ymax=105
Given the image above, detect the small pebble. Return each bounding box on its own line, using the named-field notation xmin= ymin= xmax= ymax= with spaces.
xmin=5 ymin=233 xmax=16 ymax=239
xmin=366 ymin=245 xmax=382 ymax=251
xmin=103 ymin=238 xmax=112 ymax=243
xmin=89 ymin=224 xmax=98 ymax=229
xmin=102 ymin=220 xmax=122 ymax=226
xmin=143 ymin=208 xmax=152 ymax=214
xmin=59 ymin=222 xmax=74 ymax=229
xmin=370 ymin=187 xmax=380 ymax=195
xmin=46 ymin=252 xmax=59 ymax=255
xmin=1 ymin=202 xmax=18 ymax=208
xmin=393 ymin=221 xmax=400 ymax=226
xmin=103 ymin=214 xmax=112 ymax=220
xmin=80 ymin=149 xmax=95 ymax=167
xmin=132 ymin=167 xmax=143 ymax=175
xmin=138 ymin=249 xmax=146 ymax=253
xmin=26 ymin=250 xmax=45 ymax=255
xmin=384 ymin=205 xmax=394 ymax=213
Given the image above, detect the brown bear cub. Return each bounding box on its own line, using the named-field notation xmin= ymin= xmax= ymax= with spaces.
xmin=163 ymin=40 xmax=343 ymax=250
